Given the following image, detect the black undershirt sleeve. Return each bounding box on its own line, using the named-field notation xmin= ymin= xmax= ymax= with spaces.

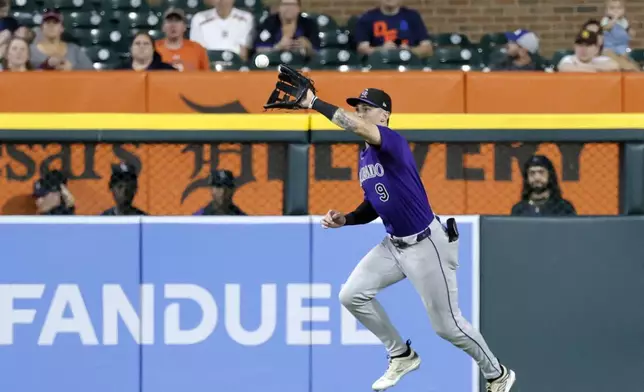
xmin=310 ymin=97 xmax=339 ymax=120
xmin=344 ymin=199 xmax=379 ymax=226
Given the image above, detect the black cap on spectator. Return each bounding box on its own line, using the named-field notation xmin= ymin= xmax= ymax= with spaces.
xmin=209 ymin=170 xmax=235 ymax=188
xmin=45 ymin=169 xmax=68 ymax=187
xmin=524 ymin=155 xmax=555 ymax=173
xmin=575 ymin=29 xmax=599 ymax=46
xmin=33 ymin=178 xmax=52 ymax=198
xmin=32 ymin=169 xmax=67 ymax=197
xmin=109 ymin=162 xmax=139 ymax=188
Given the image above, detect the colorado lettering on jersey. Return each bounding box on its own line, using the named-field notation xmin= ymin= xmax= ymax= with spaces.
xmin=359 ymin=163 xmax=385 ymax=186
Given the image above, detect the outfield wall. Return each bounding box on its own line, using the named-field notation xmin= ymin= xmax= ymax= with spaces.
xmin=0 ymin=216 xmax=480 ymax=392
xmin=2 ymin=216 xmax=642 ymax=392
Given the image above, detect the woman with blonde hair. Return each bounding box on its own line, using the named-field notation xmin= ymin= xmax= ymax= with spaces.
xmin=1 ymin=36 xmax=32 ymax=71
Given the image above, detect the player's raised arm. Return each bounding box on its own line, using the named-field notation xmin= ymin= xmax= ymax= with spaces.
xmin=300 ymin=89 xmax=380 ymax=145
xmin=262 ymin=66 xmax=390 ymax=146
xmin=302 ymin=89 xmax=384 ymax=146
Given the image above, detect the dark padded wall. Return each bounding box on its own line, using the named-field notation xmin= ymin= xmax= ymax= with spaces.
xmin=479 ymin=217 xmax=644 ymax=392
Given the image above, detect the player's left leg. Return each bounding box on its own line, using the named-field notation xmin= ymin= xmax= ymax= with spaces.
xmin=393 ymin=219 xmax=516 ymax=392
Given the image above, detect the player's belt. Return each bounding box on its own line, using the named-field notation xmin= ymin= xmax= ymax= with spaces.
xmin=390 ymin=226 xmax=432 ymax=249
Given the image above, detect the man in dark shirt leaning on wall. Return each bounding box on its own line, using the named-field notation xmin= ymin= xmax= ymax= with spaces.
xmin=194 ymin=169 xmax=246 ymax=216
xmin=511 ymin=155 xmax=577 ymax=216
xmin=101 ymin=163 xmax=148 ymax=216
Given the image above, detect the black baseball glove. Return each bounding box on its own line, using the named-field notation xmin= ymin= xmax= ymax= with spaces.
xmin=263 ymin=64 xmax=316 ymax=110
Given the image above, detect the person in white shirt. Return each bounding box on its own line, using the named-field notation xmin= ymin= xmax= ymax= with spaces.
xmin=558 ymin=29 xmax=619 ymax=72
xmin=189 ymin=0 xmax=254 ymax=61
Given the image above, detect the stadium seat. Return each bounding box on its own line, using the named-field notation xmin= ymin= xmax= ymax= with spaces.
xmin=159 ymin=0 xmax=203 ymax=12
xmin=10 ymin=0 xmax=39 ymax=13
xmin=479 ymin=32 xmax=508 ymax=50
xmin=87 ymin=27 xmax=130 ymax=53
xmin=301 ymin=12 xmax=339 ymax=32
xmin=43 ymin=0 xmax=95 ymax=11
xmin=93 ymin=60 xmax=122 ymax=70
xmin=551 ymin=49 xmax=573 ymax=70
xmin=428 ymin=46 xmax=483 ymax=70
xmin=66 ymin=28 xmax=94 ymax=46
xmin=253 ymin=7 xmax=270 ymax=25
xmin=147 ymin=29 xmax=163 ymax=40
xmin=107 ymin=0 xmax=149 ymax=11
xmin=84 ymin=45 xmax=117 ymax=63
xmin=115 ymin=10 xmax=161 ymax=29
xmin=250 ymin=50 xmax=307 ymax=70
xmin=318 ymin=30 xmax=350 ymax=49
xmin=208 ymin=50 xmax=243 ymax=71
xmin=431 ymin=33 xmax=472 ymax=47
xmin=10 ymin=11 xmax=38 ymax=27
xmin=486 ymin=45 xmax=508 ymax=67
xmin=234 ymin=0 xmax=263 ymax=14
xmin=309 ymin=48 xmax=360 ymax=70
xmin=62 ymin=10 xmax=106 ymax=29
xmin=344 ymin=14 xmax=359 ymax=34
xmin=629 ymin=49 xmax=644 ymax=68
xmin=367 ymin=48 xmax=423 ymax=70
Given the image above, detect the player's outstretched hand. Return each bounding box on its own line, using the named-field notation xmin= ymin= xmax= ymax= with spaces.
xmin=321 ymin=209 xmax=346 ymax=229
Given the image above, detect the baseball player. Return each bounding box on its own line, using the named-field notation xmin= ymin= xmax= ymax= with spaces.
xmin=301 ymin=87 xmax=516 ymax=392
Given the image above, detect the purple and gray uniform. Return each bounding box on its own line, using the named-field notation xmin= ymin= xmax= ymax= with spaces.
xmin=338 ymin=88 xmax=503 ymax=381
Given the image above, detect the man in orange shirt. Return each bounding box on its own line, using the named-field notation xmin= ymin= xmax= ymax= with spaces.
xmin=155 ymin=7 xmax=210 ymax=71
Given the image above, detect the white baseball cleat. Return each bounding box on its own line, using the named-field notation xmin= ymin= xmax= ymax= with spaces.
xmin=371 ymin=346 xmax=421 ymax=391
xmin=486 ymin=365 xmax=516 ymax=392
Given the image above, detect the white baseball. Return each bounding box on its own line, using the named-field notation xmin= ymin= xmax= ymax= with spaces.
xmin=254 ymin=54 xmax=270 ymax=68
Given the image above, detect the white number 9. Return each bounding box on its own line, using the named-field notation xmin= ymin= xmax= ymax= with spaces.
xmin=375 ymin=183 xmax=389 ymax=202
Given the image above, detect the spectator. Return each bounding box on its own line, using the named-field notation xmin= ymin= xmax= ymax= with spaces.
xmin=29 ymin=9 xmax=92 ymax=70
xmin=511 ymin=155 xmax=576 ymax=216
xmin=0 ymin=0 xmax=18 ymax=34
xmin=194 ymin=170 xmax=246 ymax=216
xmin=190 ymin=0 xmax=254 ymax=61
xmin=1 ymin=37 xmax=31 ymax=71
xmin=101 ymin=163 xmax=148 ymax=216
xmin=33 ymin=170 xmax=75 ymax=215
xmin=354 ymin=0 xmax=432 ymax=59
xmin=155 ymin=7 xmax=209 ymax=71
xmin=490 ymin=29 xmax=540 ymax=71
xmin=14 ymin=25 xmax=35 ymax=44
xmin=557 ymin=29 xmax=619 ymax=72
xmin=581 ymin=19 xmax=604 ymax=52
xmin=601 ymin=0 xmax=640 ymax=71
xmin=117 ymin=32 xmax=176 ymax=71
xmin=253 ymin=0 xmax=319 ymax=58
xmin=0 ymin=0 xmax=19 ymax=58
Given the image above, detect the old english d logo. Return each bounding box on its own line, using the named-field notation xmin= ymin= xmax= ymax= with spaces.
xmin=180 ymin=95 xmax=249 ymax=113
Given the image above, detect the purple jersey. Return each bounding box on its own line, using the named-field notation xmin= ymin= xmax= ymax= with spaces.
xmin=359 ymin=125 xmax=434 ymax=237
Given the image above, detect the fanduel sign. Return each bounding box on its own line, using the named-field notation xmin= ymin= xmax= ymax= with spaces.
xmin=0 ymin=283 xmax=379 ymax=346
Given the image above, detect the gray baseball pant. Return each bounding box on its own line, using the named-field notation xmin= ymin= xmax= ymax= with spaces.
xmin=338 ymin=218 xmax=503 ymax=380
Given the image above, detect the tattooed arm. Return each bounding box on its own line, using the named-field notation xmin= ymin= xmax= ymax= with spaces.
xmin=330 ymin=108 xmax=382 ymax=145
xmin=302 ymin=89 xmax=382 ymax=145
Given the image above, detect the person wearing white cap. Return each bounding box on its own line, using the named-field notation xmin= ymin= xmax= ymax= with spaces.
xmin=490 ymin=29 xmax=540 ymax=71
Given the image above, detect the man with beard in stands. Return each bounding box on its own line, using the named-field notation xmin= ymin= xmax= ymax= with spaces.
xmin=511 ymin=155 xmax=577 ymax=216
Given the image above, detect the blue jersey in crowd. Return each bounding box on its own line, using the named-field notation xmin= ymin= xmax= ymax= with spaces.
xmin=354 ymin=7 xmax=430 ymax=47
xmin=359 ymin=125 xmax=434 ymax=237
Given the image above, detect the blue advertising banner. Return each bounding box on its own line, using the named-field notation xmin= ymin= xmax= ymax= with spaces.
xmin=0 ymin=217 xmax=141 ymax=392
xmin=0 ymin=216 xmax=479 ymax=392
